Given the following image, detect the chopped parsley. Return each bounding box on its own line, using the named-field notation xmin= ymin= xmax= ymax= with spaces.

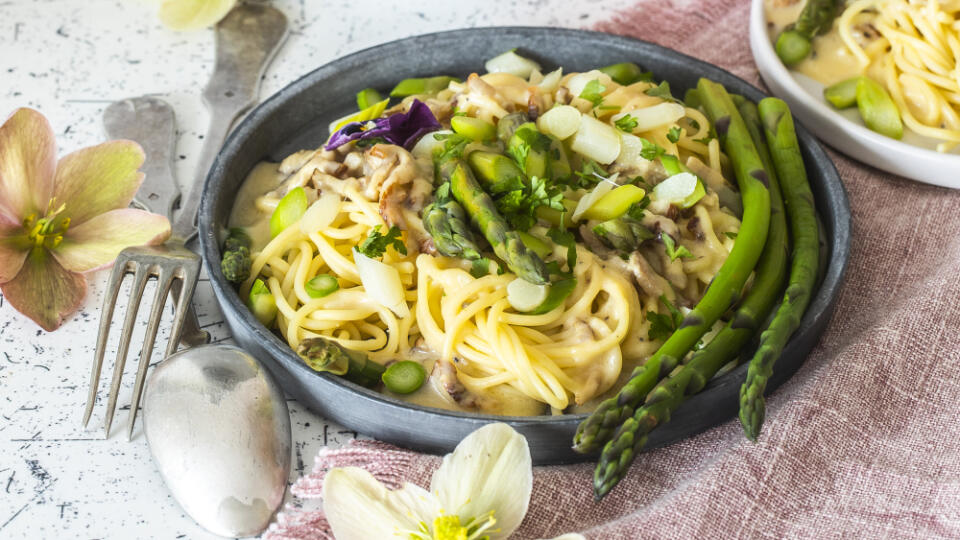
xmin=694 ymin=135 xmax=714 ymax=145
xmin=433 ymin=132 xmax=471 ymax=162
xmin=647 ymin=295 xmax=683 ymax=341
xmin=507 ymin=126 xmax=551 ymax=175
xmin=579 ymin=79 xmax=606 ymax=107
xmin=667 ymin=126 xmax=683 ymax=143
xmin=547 ymin=227 xmax=577 ymax=274
xmin=724 ymin=231 xmax=738 ymax=240
xmin=639 ymin=138 xmax=666 ymax=161
xmin=614 ymin=114 xmax=639 ymax=132
xmin=568 ymin=159 xmax=607 ymax=189
xmin=626 ymin=197 xmax=650 ymax=220
xmin=357 ymin=225 xmax=407 ymax=258
xmin=644 ymin=81 xmax=674 ymax=101
xmin=495 ymin=175 xmax=564 ymax=231
xmin=661 ymin=233 xmax=694 ymax=261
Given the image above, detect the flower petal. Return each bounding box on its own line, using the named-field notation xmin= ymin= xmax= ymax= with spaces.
xmin=0 ymin=248 xmax=86 ymax=331
xmin=323 ymin=467 xmax=438 ymax=540
xmin=51 ymin=140 xmax=145 ymax=226
xmin=53 ymin=208 xmax=170 ymax=273
xmin=0 ymin=222 xmax=30 ymax=283
xmin=432 ymin=423 xmax=533 ymax=539
xmin=0 ymin=108 xmax=56 ymax=219
xmin=158 ymin=0 xmax=237 ymax=31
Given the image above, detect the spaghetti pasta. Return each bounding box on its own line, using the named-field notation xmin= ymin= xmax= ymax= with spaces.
xmin=226 ymin=61 xmax=743 ymax=415
xmin=837 ymin=0 xmax=960 ymax=151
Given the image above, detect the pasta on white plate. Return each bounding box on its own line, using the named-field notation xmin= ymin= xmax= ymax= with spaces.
xmin=224 ymin=53 xmax=743 ymax=416
xmin=766 ymin=0 xmax=960 ymax=152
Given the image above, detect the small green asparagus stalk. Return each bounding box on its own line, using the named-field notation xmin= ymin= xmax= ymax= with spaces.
xmin=573 ymin=78 xmax=771 ymax=455
xmin=496 ymin=112 xmax=529 ymax=143
xmin=776 ymin=0 xmax=840 ymax=66
xmin=467 ymin=151 xmax=527 ymax=193
xmin=296 ymin=337 xmax=385 ymax=388
xmin=823 ymin=77 xmax=860 ymax=109
xmin=221 ymin=227 xmax=252 ymax=284
xmin=598 ymin=62 xmax=649 ymax=85
xmin=422 ymin=183 xmax=483 ymax=259
xmin=855 ymin=77 xmax=903 ymax=139
xmin=389 ymin=76 xmax=458 ymax=97
xmin=445 ymin=158 xmax=549 ymax=284
xmin=591 ymin=97 xmax=791 ymax=500
xmin=247 ymin=279 xmax=278 ymax=327
xmin=507 ymin=122 xmax=550 ymax=179
xmin=740 ymin=98 xmax=820 ymax=441
xmin=592 ymin=217 xmax=655 ymax=252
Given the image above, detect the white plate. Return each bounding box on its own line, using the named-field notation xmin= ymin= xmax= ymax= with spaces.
xmin=749 ymin=0 xmax=960 ymax=189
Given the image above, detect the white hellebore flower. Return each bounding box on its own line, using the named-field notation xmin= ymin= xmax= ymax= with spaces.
xmin=323 ymin=423 xmax=537 ymax=540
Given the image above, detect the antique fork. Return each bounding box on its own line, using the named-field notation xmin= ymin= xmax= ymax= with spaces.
xmin=82 ymin=4 xmax=288 ymax=439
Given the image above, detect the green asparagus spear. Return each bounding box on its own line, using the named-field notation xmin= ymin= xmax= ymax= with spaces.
xmin=573 ymin=79 xmax=771 ymax=455
xmin=445 ymin=159 xmax=550 ymax=284
xmin=389 ymin=76 xmax=458 ymax=97
xmin=497 ymin=112 xmax=529 ymax=143
xmin=598 ymin=62 xmax=650 ymax=85
xmin=296 ymin=337 xmax=385 ymax=388
xmin=823 ymin=77 xmax=860 ymax=109
xmin=508 ymin=123 xmax=550 ymax=179
xmin=856 ymin=77 xmax=903 ymax=139
xmin=467 ymin=151 xmax=527 ymax=193
xmin=591 ymin=97 xmax=790 ymax=499
xmin=355 ymin=88 xmax=383 ymax=110
xmin=422 ymin=183 xmax=483 ymax=260
xmin=221 ymin=227 xmax=252 ymax=283
xmin=775 ymin=0 xmax=839 ymax=66
xmin=740 ymin=98 xmax=820 ymax=441
xmin=592 ymin=216 xmax=655 ymax=252
xmin=247 ymin=279 xmax=278 ymax=326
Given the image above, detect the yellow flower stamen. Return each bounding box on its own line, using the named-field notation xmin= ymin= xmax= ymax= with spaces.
xmin=25 ymin=200 xmax=70 ymax=250
xmin=407 ymin=511 xmax=497 ymax=540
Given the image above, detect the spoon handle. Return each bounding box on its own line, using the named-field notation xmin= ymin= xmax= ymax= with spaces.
xmin=171 ymin=4 xmax=289 ymax=241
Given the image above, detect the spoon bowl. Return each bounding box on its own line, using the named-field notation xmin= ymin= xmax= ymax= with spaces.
xmin=143 ymin=345 xmax=291 ymax=538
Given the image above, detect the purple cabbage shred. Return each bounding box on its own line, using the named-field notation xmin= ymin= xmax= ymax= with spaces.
xmin=325 ymin=99 xmax=440 ymax=151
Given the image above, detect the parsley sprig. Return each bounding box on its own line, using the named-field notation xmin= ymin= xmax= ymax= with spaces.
xmin=661 ymin=233 xmax=693 ymax=261
xmin=647 ymin=294 xmax=683 ymax=342
xmin=357 ymin=225 xmax=407 ymax=259
xmin=579 ymin=79 xmax=606 ymax=107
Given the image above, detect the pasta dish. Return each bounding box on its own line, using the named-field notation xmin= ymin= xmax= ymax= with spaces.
xmin=222 ymin=53 xmax=743 ymax=416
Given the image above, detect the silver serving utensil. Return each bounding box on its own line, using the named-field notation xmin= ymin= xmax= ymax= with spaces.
xmin=85 ymin=3 xmax=289 ymax=441
xmin=143 ymin=345 xmax=291 ymax=538
xmin=173 ymin=2 xmax=289 ymax=242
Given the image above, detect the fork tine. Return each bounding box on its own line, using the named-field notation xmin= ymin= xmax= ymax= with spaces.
xmin=83 ymin=258 xmax=134 ymax=427
xmin=103 ymin=264 xmax=153 ymax=438
xmin=125 ymin=268 xmax=175 ymax=441
xmin=164 ymin=270 xmax=200 ymax=358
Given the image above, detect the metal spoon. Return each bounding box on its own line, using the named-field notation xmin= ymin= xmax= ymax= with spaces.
xmin=143 ymin=345 xmax=291 ymax=538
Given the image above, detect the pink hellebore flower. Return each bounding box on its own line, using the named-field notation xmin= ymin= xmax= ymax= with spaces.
xmin=0 ymin=108 xmax=171 ymax=331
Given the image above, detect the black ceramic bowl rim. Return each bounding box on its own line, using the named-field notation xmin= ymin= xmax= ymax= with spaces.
xmin=199 ymin=27 xmax=851 ymax=463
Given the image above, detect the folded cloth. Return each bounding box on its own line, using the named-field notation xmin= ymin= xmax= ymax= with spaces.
xmin=266 ymin=0 xmax=960 ymax=538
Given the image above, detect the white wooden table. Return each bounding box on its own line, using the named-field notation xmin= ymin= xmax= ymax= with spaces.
xmin=0 ymin=1 xmax=633 ymax=537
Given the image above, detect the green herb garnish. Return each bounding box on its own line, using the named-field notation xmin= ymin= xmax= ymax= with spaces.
xmin=579 ymin=79 xmax=606 ymax=107
xmin=667 ymin=126 xmax=683 ymax=143
xmin=614 ymin=115 xmax=639 ymax=132
xmin=358 ymin=225 xmax=407 ymax=258
xmin=661 ymin=233 xmax=694 ymax=261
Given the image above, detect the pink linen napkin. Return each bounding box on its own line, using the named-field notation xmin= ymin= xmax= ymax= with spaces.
xmin=266 ymin=1 xmax=960 ymax=538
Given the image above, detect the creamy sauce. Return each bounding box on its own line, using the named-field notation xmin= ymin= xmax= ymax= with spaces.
xmin=227 ymin=161 xmax=285 ymax=252
xmin=764 ymin=0 xmax=882 ymax=87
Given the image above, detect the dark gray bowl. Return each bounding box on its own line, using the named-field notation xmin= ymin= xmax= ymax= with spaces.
xmin=199 ymin=27 xmax=851 ymax=464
